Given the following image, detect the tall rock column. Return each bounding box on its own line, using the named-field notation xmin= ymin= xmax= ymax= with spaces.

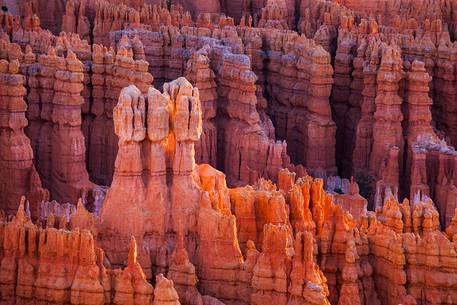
xmin=99 ymin=77 xmax=202 ymax=270
xmin=370 ymin=46 xmax=404 ymax=205
xmin=337 ymin=235 xmax=362 ymax=305
xmin=25 ymin=45 xmax=42 ymax=159
xmin=435 ymin=42 xmax=457 ymax=146
xmin=50 ymin=50 xmax=94 ymax=203
xmin=168 ymin=78 xmax=202 ymax=176
xmin=0 ymin=59 xmax=48 ymax=216
xmin=87 ymin=44 xmax=114 ymax=185
xmin=99 ymin=85 xmax=147 ymax=264
xmin=368 ymin=198 xmax=408 ymax=305
xmin=287 ymin=40 xmax=336 ymax=175
xmin=301 ymin=44 xmax=336 ymax=175
xmin=61 ymin=0 xmax=77 ymax=34
xmin=166 ymin=78 xmax=203 ymax=241
xmin=88 ymin=46 xmax=153 ymax=185
xmin=142 ymin=83 xmax=171 ymax=257
xmin=257 ymin=0 xmax=289 ymax=30
xmin=264 ymin=32 xmax=335 ymax=176
xmin=185 ymin=46 xmax=217 ymax=167
xmin=332 ymin=32 xmax=356 ymax=177
xmin=339 ymin=33 xmax=364 ymax=177
xmin=406 ymin=60 xmax=434 ymax=142
xmin=288 ymin=231 xmax=331 ymax=305
xmin=28 ymin=48 xmax=94 ymax=204
xmin=352 ymin=40 xmax=381 ymax=175
xmin=250 ymin=224 xmax=292 ymax=305
xmin=406 ymin=60 xmax=434 ymax=199
xmin=216 ymin=51 xmax=287 ymax=185
xmin=34 ymin=48 xmax=60 ymax=192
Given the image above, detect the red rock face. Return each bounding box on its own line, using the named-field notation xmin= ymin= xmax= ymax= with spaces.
xmin=185 ymin=46 xmax=217 ymax=167
xmin=61 ymin=0 xmax=90 ymax=42
xmin=98 ymin=78 xmax=332 ymax=305
xmin=257 ymin=0 xmax=288 ymax=30
xmin=256 ymin=29 xmax=336 ymax=176
xmin=86 ymin=42 xmax=153 ymax=186
xmin=108 ymin=25 xmax=294 ymax=186
xmin=27 ymin=48 xmax=94 ymax=204
xmin=0 ymin=58 xmax=48 ymax=217
xmin=370 ymin=46 xmax=405 ymax=207
xmin=3 ymin=1 xmax=457 ymax=305
xmin=0 ymin=28 xmax=105 ymax=205
xmin=0 ymin=201 xmax=183 ymax=305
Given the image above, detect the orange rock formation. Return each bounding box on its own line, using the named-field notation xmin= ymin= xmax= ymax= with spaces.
xmin=1 ymin=1 xmax=457 ymax=305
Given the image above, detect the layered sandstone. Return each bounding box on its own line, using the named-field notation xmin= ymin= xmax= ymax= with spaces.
xmin=26 ymin=48 xmax=95 ymax=204
xmin=370 ymin=45 xmax=404 ymax=206
xmin=2 ymin=2 xmax=457 ymax=305
xmin=99 ymin=77 xmax=202 ymax=266
xmin=185 ymin=45 xmax=217 ymax=167
xmin=0 ymin=200 xmax=183 ymax=305
xmin=0 ymin=58 xmax=48 ymax=217
xmin=61 ymin=0 xmax=91 ymax=42
xmin=260 ymin=30 xmax=336 ymax=176
xmin=87 ymin=43 xmax=153 ymax=185
xmin=257 ymin=0 xmax=288 ymax=30
xmin=109 ymin=25 xmax=291 ymax=186
xmin=98 ymin=77 xmax=334 ymax=305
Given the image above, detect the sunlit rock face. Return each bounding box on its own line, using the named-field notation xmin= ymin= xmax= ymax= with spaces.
xmin=1 ymin=0 xmax=457 ymax=304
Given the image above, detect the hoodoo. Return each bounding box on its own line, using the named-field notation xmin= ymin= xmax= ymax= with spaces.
xmin=1 ymin=0 xmax=457 ymax=304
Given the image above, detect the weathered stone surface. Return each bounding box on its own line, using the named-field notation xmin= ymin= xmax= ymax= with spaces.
xmin=27 ymin=48 xmax=95 ymax=204
xmin=185 ymin=45 xmax=217 ymax=167
xmin=99 ymin=78 xmax=332 ymax=305
xmin=0 ymin=202 xmax=110 ymax=305
xmin=256 ymin=29 xmax=336 ymax=176
xmin=61 ymin=0 xmax=90 ymax=42
xmin=257 ymin=0 xmax=288 ymax=30
xmin=87 ymin=43 xmax=153 ymax=185
xmin=370 ymin=45 xmax=404 ymax=207
xmin=0 ymin=58 xmax=49 ymax=217
xmin=2 ymin=2 xmax=457 ymax=305
xmin=0 ymin=200 xmax=188 ymax=305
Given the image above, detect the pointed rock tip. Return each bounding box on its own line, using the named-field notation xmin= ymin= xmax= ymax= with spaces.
xmin=128 ymin=235 xmax=137 ymax=266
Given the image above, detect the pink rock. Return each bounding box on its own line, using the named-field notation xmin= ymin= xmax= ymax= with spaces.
xmin=0 ymin=58 xmax=49 ymax=217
